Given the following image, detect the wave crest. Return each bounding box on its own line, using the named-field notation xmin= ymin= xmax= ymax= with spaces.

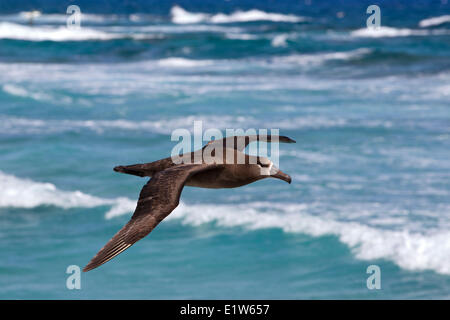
xmin=351 ymin=26 xmax=449 ymax=38
xmin=0 ymin=22 xmax=121 ymax=41
xmin=419 ymin=15 xmax=450 ymax=28
xmin=1 ymin=170 xmax=449 ymax=275
xmin=0 ymin=171 xmax=135 ymax=218
xmin=170 ymin=6 xmax=306 ymax=24
xmin=166 ymin=202 xmax=450 ymax=275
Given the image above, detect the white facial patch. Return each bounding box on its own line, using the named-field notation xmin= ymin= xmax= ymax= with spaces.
xmin=259 ymin=157 xmax=271 ymax=166
xmin=260 ymin=161 xmax=273 ymax=176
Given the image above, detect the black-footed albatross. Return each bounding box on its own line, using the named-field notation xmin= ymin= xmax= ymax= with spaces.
xmin=83 ymin=134 xmax=295 ymax=272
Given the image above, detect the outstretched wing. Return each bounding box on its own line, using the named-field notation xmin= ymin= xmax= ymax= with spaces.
xmin=83 ymin=163 xmax=220 ymax=272
xmin=205 ymin=135 xmax=296 ymax=151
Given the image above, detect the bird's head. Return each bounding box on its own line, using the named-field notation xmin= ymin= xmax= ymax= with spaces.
xmin=248 ymin=156 xmax=292 ymax=184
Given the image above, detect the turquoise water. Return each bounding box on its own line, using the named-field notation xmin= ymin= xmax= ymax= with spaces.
xmin=0 ymin=0 xmax=449 ymax=299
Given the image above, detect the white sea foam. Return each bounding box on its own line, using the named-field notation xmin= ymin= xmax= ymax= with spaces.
xmin=0 ymin=171 xmax=136 ymax=218
xmin=170 ymin=6 xmax=210 ymax=24
xmin=1 ymin=170 xmax=449 ymax=274
xmin=0 ymin=115 xmax=254 ymax=135
xmin=127 ymin=201 xmax=450 ymax=275
xmin=0 ymin=114 xmax=398 ymax=136
xmin=419 ymin=15 xmax=450 ymax=28
xmin=209 ymin=9 xmax=305 ymax=24
xmin=129 ymin=24 xmax=244 ymax=34
xmin=350 ymin=26 xmax=450 ymax=38
xmin=2 ymin=84 xmax=54 ymax=102
xmin=351 ymin=26 xmax=429 ymax=38
xmin=152 ymin=48 xmax=369 ymax=71
xmin=0 ymin=58 xmax=447 ymax=101
xmin=0 ymin=12 xmax=118 ymax=24
xmin=2 ymin=83 xmax=79 ymax=105
xmin=273 ymin=48 xmax=371 ymax=65
xmin=171 ymin=5 xmax=306 ymax=24
xmin=225 ymin=33 xmax=260 ymax=40
xmin=156 ymin=57 xmax=214 ymax=68
xmin=0 ymin=22 xmax=122 ymax=41
xmin=271 ymin=34 xmax=289 ymax=47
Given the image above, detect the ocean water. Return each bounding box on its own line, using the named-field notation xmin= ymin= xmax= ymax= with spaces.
xmin=0 ymin=0 xmax=449 ymax=299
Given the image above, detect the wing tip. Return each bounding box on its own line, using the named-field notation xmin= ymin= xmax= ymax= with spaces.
xmin=114 ymin=165 xmax=145 ymax=177
xmin=82 ymin=265 xmax=94 ymax=272
xmin=280 ymin=136 xmax=296 ymax=143
xmin=83 ymin=242 xmax=132 ymax=272
xmin=113 ymin=165 xmax=124 ymax=172
xmin=83 ymin=258 xmax=105 ymax=272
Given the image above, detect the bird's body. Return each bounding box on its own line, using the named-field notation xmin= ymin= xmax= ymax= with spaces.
xmin=83 ymin=135 xmax=295 ymax=272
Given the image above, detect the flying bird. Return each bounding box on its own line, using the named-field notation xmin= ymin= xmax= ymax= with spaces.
xmin=83 ymin=134 xmax=295 ymax=271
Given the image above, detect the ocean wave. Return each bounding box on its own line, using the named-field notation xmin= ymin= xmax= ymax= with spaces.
xmin=114 ymin=24 xmax=244 ymax=34
xmin=156 ymin=57 xmax=214 ymax=68
xmin=419 ymin=15 xmax=450 ymax=28
xmin=225 ymin=33 xmax=260 ymax=40
xmin=0 ymin=11 xmax=125 ymax=25
xmin=0 ymin=115 xmax=252 ymax=135
xmin=120 ymin=201 xmax=449 ymax=275
xmin=0 ymin=115 xmax=401 ymax=136
xmin=2 ymin=84 xmax=53 ymax=102
xmin=0 ymin=171 xmax=135 ymax=218
xmin=272 ymin=48 xmax=371 ymax=65
xmin=351 ymin=26 xmax=449 ymax=38
xmin=1 ymin=170 xmax=449 ymax=274
xmin=0 ymin=22 xmax=122 ymax=41
xmin=170 ymin=5 xmax=306 ymax=24
xmin=2 ymin=84 xmax=85 ymax=105
xmin=1 ymin=60 xmax=448 ymax=101
xmin=0 ymin=21 xmax=245 ymax=42
xmin=147 ymin=48 xmax=371 ymax=69
xmin=271 ymin=34 xmax=289 ymax=47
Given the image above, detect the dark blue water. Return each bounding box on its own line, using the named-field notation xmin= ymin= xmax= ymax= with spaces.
xmin=0 ymin=0 xmax=449 ymax=299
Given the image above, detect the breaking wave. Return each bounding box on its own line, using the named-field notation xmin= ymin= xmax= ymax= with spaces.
xmin=351 ymin=26 xmax=449 ymax=38
xmin=0 ymin=115 xmax=250 ymax=135
xmin=0 ymin=11 xmax=112 ymax=24
xmin=272 ymin=48 xmax=371 ymax=65
xmin=0 ymin=22 xmax=165 ymax=41
xmin=170 ymin=6 xmax=306 ymax=24
xmin=156 ymin=57 xmax=214 ymax=68
xmin=2 ymin=84 xmax=54 ymax=102
xmin=138 ymin=201 xmax=450 ymax=275
xmin=0 ymin=114 xmax=407 ymax=136
xmin=0 ymin=171 xmax=135 ymax=219
xmin=419 ymin=15 xmax=450 ymax=28
xmin=1 ymin=170 xmax=449 ymax=275
xmin=0 ymin=22 xmax=122 ymax=41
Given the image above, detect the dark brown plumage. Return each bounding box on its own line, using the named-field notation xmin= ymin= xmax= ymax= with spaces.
xmin=83 ymin=135 xmax=295 ymax=272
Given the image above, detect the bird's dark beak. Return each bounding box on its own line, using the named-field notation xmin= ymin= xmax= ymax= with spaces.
xmin=270 ymin=166 xmax=292 ymax=184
